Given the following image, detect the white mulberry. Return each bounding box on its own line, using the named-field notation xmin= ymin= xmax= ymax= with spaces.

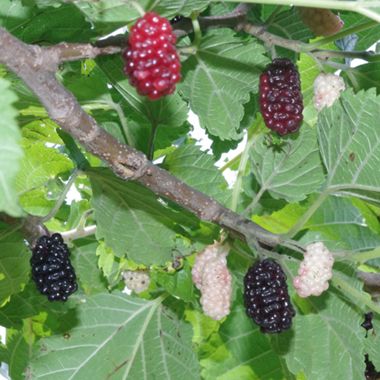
xmin=192 ymin=243 xmax=232 ymax=320
xmin=122 ymin=270 xmax=150 ymax=293
xmin=293 ymin=242 xmax=334 ymax=298
xmin=313 ymin=73 xmax=345 ymax=112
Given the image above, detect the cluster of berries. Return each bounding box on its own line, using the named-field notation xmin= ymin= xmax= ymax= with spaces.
xmin=192 ymin=243 xmax=232 ymax=321
xmin=123 ymin=12 xmax=181 ymax=100
xmin=243 ymin=259 xmax=295 ymax=333
xmin=31 ymin=233 xmax=77 ymax=301
xmin=313 ymin=73 xmax=345 ymax=112
xmin=293 ymin=242 xmax=334 ymax=298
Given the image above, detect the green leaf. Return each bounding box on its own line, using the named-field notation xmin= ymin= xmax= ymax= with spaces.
xmin=344 ymin=63 xmax=380 ymax=92
xmin=89 ymin=169 xmax=180 ymax=265
xmin=201 ymin=303 xmax=286 ymax=380
xmin=318 ymin=88 xmax=380 ymax=204
xmin=163 ymin=142 xmax=231 ymax=205
xmin=153 ymin=261 xmax=195 ymax=302
xmin=0 ymin=227 xmax=30 ymax=304
xmin=29 ymin=293 xmax=200 ymax=379
xmin=0 ymin=77 xmax=23 ymax=216
xmin=11 ymin=2 xmax=93 ymax=43
xmin=339 ymin=13 xmax=380 ymax=50
xmin=15 ymin=141 xmax=73 ymax=195
xmin=97 ymin=56 xmax=190 ymax=154
xmin=0 ymin=283 xmax=68 ymax=329
xmin=181 ymin=30 xmax=269 ymax=140
xmin=250 ymin=126 xmax=325 ymax=202
xmin=7 ymin=332 xmax=32 ymax=380
xmin=267 ymin=8 xmax=313 ymax=60
xmin=71 ymin=238 xmax=107 ymax=295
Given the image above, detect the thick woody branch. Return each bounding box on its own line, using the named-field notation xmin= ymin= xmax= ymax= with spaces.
xmin=0 ymin=27 xmax=280 ymax=247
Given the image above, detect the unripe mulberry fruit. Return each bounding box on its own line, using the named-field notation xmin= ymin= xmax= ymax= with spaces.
xmin=259 ymin=58 xmax=303 ymax=135
xmin=244 ymin=259 xmax=295 ymax=333
xmin=122 ymin=270 xmax=150 ymax=293
xmin=313 ymin=73 xmax=345 ymax=112
xmin=123 ymin=12 xmax=181 ymax=100
xmin=192 ymin=243 xmax=232 ymax=321
xmin=293 ymin=242 xmax=334 ymax=298
xmin=298 ymin=8 xmax=344 ymax=37
xmin=30 ymin=233 xmax=78 ymax=301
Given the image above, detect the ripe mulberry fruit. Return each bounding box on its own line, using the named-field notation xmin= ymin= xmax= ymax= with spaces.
xmin=259 ymin=58 xmax=303 ymax=135
xmin=123 ymin=12 xmax=181 ymax=100
xmin=30 ymin=233 xmax=77 ymax=301
xmin=313 ymin=73 xmax=345 ymax=112
xmin=293 ymin=242 xmax=334 ymax=298
xmin=298 ymin=8 xmax=344 ymax=37
xmin=192 ymin=243 xmax=232 ymax=321
xmin=244 ymin=259 xmax=295 ymax=333
xmin=122 ymin=270 xmax=150 ymax=293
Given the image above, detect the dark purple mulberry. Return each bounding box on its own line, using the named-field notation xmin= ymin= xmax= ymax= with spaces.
xmin=243 ymin=259 xmax=295 ymax=333
xmin=30 ymin=233 xmax=77 ymax=301
xmin=259 ymin=58 xmax=303 ymax=135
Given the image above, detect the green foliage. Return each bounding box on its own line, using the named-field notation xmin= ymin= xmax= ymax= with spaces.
xmin=1 ymin=1 xmax=380 ymax=380
xmin=28 ymin=293 xmax=200 ymax=379
xmin=0 ymin=78 xmax=23 ymax=216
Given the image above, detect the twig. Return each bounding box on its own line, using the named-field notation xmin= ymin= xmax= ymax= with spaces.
xmin=0 ymin=27 xmax=281 ymax=248
xmin=60 ymin=225 xmax=97 ymax=241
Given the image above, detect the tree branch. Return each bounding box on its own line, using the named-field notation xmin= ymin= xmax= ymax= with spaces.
xmin=0 ymin=27 xmax=281 ymax=248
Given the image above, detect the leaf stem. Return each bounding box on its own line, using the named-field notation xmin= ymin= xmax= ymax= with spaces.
xmin=147 ymin=123 xmax=159 ymax=161
xmin=191 ymin=13 xmax=202 ymax=48
xmin=60 ymin=224 xmax=97 ymax=241
xmin=41 ymin=169 xmax=80 ymax=223
xmin=230 ymin=127 xmax=260 ymax=212
xmin=349 ymin=247 xmax=380 ymax=263
xmin=284 ymin=192 xmax=329 ymax=239
xmin=332 ymin=273 xmax=380 ymax=314
xmin=307 ymin=20 xmax=378 ymax=49
xmin=220 ymin=152 xmax=242 ymax=172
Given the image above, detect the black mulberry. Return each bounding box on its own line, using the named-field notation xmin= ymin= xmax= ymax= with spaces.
xmin=244 ymin=259 xmax=295 ymax=333
xmin=259 ymin=58 xmax=303 ymax=135
xmin=30 ymin=233 xmax=77 ymax=301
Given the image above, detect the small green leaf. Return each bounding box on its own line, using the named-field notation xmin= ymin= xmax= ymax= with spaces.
xmin=163 ymin=142 xmax=231 ymax=205
xmin=89 ymin=169 xmax=180 ymax=265
xmin=0 ymin=227 xmax=30 ymax=304
xmin=15 ymin=141 xmax=73 ymax=195
xmin=250 ymin=126 xmax=325 ymax=202
xmin=181 ymin=30 xmax=269 ymax=140
xmin=0 ymin=77 xmax=23 ymax=216
xmin=344 ymin=63 xmax=380 ymax=92
xmin=71 ymin=238 xmax=107 ymax=295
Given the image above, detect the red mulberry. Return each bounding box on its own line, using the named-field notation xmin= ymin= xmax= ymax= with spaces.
xmin=259 ymin=58 xmax=303 ymax=135
xmin=244 ymin=259 xmax=295 ymax=333
xmin=123 ymin=12 xmax=181 ymax=100
xmin=298 ymin=8 xmax=344 ymax=37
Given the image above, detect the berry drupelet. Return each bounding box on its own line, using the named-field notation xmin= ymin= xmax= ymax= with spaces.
xmin=30 ymin=233 xmax=78 ymax=301
xmin=244 ymin=259 xmax=295 ymax=333
xmin=259 ymin=58 xmax=303 ymax=135
xmin=123 ymin=12 xmax=181 ymax=100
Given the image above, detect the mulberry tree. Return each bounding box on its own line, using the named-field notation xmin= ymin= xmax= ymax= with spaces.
xmin=0 ymin=1 xmax=380 ymax=379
